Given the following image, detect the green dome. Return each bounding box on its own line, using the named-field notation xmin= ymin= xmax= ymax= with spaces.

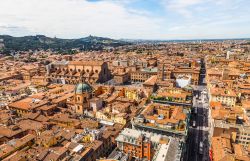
xmin=75 ymin=83 xmax=92 ymax=94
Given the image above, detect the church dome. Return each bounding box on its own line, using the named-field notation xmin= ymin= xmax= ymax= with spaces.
xmin=75 ymin=83 xmax=92 ymax=94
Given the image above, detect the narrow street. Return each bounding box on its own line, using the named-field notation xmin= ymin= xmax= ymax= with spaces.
xmin=184 ymin=59 xmax=210 ymax=161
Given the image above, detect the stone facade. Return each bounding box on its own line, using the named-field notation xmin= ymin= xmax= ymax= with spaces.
xmin=46 ymin=60 xmax=111 ymax=84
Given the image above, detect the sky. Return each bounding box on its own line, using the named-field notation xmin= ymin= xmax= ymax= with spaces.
xmin=0 ymin=0 xmax=250 ymax=40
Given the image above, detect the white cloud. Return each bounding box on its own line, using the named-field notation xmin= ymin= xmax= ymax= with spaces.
xmin=0 ymin=0 xmax=249 ymax=39
xmin=161 ymin=0 xmax=205 ymax=18
xmin=0 ymin=0 xmax=161 ymax=39
xmin=161 ymin=0 xmax=247 ymax=18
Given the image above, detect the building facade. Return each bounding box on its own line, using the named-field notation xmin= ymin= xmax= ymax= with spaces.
xmin=46 ymin=60 xmax=111 ymax=84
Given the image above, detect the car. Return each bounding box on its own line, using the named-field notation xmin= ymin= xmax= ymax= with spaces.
xmin=192 ymin=121 xmax=196 ymax=128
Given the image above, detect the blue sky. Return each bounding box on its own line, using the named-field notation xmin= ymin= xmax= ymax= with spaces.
xmin=0 ymin=0 xmax=249 ymax=39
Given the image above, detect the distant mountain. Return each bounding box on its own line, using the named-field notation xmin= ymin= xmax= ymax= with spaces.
xmin=120 ymin=38 xmax=250 ymax=44
xmin=0 ymin=35 xmax=131 ymax=54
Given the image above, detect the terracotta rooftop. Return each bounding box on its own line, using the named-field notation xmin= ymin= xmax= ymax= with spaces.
xmin=143 ymin=75 xmax=157 ymax=86
xmin=210 ymin=88 xmax=237 ymax=97
xmin=68 ymin=61 xmax=104 ymax=66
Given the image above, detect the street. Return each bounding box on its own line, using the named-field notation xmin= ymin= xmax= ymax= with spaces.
xmin=184 ymin=86 xmax=210 ymax=161
xmin=183 ymin=58 xmax=211 ymax=161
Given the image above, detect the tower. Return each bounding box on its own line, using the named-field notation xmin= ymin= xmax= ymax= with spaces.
xmin=158 ymin=63 xmax=169 ymax=81
xmin=74 ymin=74 xmax=92 ymax=114
xmin=157 ymin=63 xmax=164 ymax=81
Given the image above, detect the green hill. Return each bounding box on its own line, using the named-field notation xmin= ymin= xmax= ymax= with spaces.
xmin=0 ymin=35 xmax=130 ymax=54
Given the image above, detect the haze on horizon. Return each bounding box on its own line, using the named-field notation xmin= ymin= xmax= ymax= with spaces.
xmin=0 ymin=0 xmax=250 ymax=40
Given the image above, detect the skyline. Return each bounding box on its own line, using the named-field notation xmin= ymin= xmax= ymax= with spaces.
xmin=0 ymin=0 xmax=250 ymax=40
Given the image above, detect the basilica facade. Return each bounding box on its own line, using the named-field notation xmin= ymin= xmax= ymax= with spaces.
xmin=46 ymin=60 xmax=111 ymax=84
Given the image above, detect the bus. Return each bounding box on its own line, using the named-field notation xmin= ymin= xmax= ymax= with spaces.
xmin=199 ymin=142 xmax=203 ymax=154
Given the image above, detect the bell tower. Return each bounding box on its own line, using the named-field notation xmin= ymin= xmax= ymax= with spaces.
xmin=74 ymin=74 xmax=92 ymax=114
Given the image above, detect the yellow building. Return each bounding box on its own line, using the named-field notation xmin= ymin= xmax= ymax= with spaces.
xmin=209 ymin=88 xmax=237 ymax=107
xmin=82 ymin=134 xmax=95 ymax=143
xmin=95 ymin=109 xmax=128 ymax=125
xmin=154 ymin=87 xmax=192 ymax=104
xmin=124 ymin=88 xmax=141 ymax=101
xmin=36 ymin=130 xmax=61 ymax=148
xmin=111 ymin=113 xmax=128 ymax=125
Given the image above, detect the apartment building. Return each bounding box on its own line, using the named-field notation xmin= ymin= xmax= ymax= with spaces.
xmin=115 ymin=128 xmax=181 ymax=161
xmin=209 ymin=88 xmax=237 ymax=107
